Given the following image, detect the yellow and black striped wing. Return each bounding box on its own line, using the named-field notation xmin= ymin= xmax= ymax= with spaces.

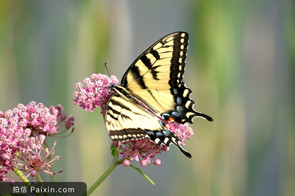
xmin=105 ymin=92 xmax=162 ymax=141
xmin=121 ymin=32 xmax=212 ymax=123
xmin=104 ymin=86 xmax=192 ymax=158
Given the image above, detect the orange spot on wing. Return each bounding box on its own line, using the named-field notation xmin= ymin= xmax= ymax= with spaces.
xmin=165 ymin=117 xmax=175 ymax=129
xmin=168 ymin=117 xmax=175 ymax=122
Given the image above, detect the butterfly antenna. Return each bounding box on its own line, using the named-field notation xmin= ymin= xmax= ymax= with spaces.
xmin=104 ymin=62 xmax=111 ymax=76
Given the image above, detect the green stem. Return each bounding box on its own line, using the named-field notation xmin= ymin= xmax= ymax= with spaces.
xmin=129 ymin=165 xmax=156 ymax=185
xmin=36 ymin=171 xmax=44 ymax=184
xmin=87 ymin=144 xmax=156 ymax=195
xmin=36 ymin=171 xmax=49 ymax=196
xmin=87 ymin=160 xmax=122 ymax=195
xmin=13 ymin=167 xmax=31 ymax=184
xmin=13 ymin=168 xmax=41 ymax=196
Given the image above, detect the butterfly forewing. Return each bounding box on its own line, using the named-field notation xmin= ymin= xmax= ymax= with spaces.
xmin=120 ymin=32 xmax=208 ymax=123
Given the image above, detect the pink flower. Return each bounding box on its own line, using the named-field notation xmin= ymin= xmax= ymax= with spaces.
xmin=73 ymin=73 xmax=119 ymax=114
xmin=165 ymin=121 xmax=194 ymax=145
xmin=140 ymin=161 xmax=148 ymax=167
xmin=16 ymin=136 xmax=60 ymax=181
xmin=154 ymin=159 xmax=161 ymax=166
xmin=0 ymin=102 xmax=74 ymax=181
xmin=123 ymin=159 xmax=130 ymax=167
xmin=114 ymin=138 xmax=164 ymax=167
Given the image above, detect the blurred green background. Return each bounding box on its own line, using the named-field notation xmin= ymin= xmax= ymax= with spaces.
xmin=0 ymin=0 xmax=294 ymax=196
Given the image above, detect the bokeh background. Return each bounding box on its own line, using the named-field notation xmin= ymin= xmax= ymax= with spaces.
xmin=0 ymin=0 xmax=294 ymax=196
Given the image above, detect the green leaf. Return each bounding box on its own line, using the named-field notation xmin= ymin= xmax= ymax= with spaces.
xmin=110 ymin=144 xmax=117 ymax=156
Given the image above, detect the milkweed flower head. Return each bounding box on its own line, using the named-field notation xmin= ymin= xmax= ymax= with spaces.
xmin=73 ymin=73 xmax=119 ymax=114
xmin=74 ymin=73 xmax=194 ymax=167
xmin=113 ymin=140 xmax=169 ymax=167
xmin=0 ymin=101 xmax=74 ymax=181
xmin=113 ymin=120 xmax=194 ymax=167
xmin=16 ymin=135 xmax=61 ymax=182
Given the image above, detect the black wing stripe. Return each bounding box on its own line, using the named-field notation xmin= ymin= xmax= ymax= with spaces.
xmin=108 ymin=97 xmax=152 ymax=120
xmin=139 ymin=55 xmax=159 ymax=80
xmin=169 ymin=33 xmax=187 ymax=87
xmin=109 ymin=129 xmax=147 ymax=141
xmin=150 ymin=49 xmax=160 ymax=60
xmin=130 ymin=65 xmax=147 ymax=89
xmin=140 ymin=55 xmax=152 ymax=69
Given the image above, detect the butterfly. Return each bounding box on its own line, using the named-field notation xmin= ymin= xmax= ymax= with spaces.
xmin=104 ymin=32 xmax=213 ymax=158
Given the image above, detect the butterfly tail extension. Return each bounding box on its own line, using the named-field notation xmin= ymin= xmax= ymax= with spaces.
xmin=145 ymin=129 xmax=192 ymax=158
xmin=195 ymin=111 xmax=214 ymax=122
xmin=175 ymin=142 xmax=192 ymax=158
xmin=168 ymin=132 xmax=192 ymax=158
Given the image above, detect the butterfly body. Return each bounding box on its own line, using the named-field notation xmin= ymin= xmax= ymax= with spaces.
xmin=104 ymin=32 xmax=213 ymax=158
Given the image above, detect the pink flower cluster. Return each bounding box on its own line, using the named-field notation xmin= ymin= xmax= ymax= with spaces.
xmin=0 ymin=101 xmax=74 ymax=181
xmin=113 ymin=140 xmax=169 ymax=167
xmin=73 ymin=73 xmax=119 ymax=114
xmin=115 ymin=121 xmax=194 ymax=167
xmin=166 ymin=121 xmax=194 ymax=146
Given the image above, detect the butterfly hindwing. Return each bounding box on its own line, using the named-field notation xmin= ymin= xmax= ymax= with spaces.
xmin=104 ymin=85 xmax=192 ymax=158
xmin=105 ymin=92 xmax=160 ymax=141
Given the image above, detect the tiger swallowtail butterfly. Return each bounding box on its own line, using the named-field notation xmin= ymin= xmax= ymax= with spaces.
xmin=104 ymin=32 xmax=213 ymax=158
